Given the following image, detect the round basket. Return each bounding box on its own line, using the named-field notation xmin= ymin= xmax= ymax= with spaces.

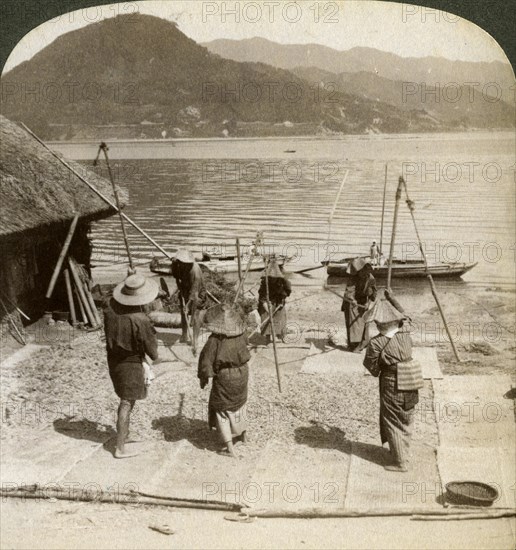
xmin=445 ymin=481 xmax=499 ymax=507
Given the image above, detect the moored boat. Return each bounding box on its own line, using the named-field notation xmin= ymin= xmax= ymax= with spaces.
xmin=150 ymin=252 xmax=292 ymax=275
xmin=323 ymin=256 xmax=477 ymax=279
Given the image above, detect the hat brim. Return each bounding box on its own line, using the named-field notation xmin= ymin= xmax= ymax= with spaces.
xmin=113 ymin=277 xmax=159 ymax=306
xmin=204 ymin=322 xmax=245 ymax=337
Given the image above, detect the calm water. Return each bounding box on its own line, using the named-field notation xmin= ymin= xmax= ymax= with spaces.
xmin=52 ymin=133 xmax=515 ymax=286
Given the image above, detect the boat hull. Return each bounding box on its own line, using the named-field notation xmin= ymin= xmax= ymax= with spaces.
xmin=326 ymin=260 xmax=478 ymax=279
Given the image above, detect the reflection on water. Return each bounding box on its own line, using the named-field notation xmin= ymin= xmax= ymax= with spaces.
xmin=69 ymin=133 xmax=515 ymax=287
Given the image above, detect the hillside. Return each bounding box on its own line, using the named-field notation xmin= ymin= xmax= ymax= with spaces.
xmin=203 ymin=37 xmax=515 ymax=94
xmin=1 ymin=15 xmax=509 ymax=139
xmin=292 ymin=67 xmax=515 ymax=129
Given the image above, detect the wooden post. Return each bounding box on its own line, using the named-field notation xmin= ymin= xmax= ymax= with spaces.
xmin=386 ymin=177 xmax=403 ymax=290
xmin=264 ymin=259 xmax=282 ymax=393
xmin=63 ymin=269 xmax=77 ymax=326
xmin=46 ymin=214 xmax=80 ymax=299
xmin=68 ymin=258 xmax=97 ymax=327
xmin=379 ymin=163 xmax=388 ymax=255
xmin=401 ymin=178 xmax=461 ymax=362
xmin=98 ymin=143 xmax=135 ymax=274
xmin=236 ymin=238 xmax=242 ymax=282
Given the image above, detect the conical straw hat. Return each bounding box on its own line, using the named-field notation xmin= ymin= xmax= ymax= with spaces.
xmin=346 ymin=257 xmax=370 ymax=275
xmin=365 ymin=297 xmax=406 ymax=325
xmin=113 ymin=274 xmax=159 ymax=306
xmin=265 ymin=258 xmax=283 ymax=278
xmin=174 ymin=248 xmax=195 ymax=263
xmin=204 ymin=304 xmax=245 ymax=336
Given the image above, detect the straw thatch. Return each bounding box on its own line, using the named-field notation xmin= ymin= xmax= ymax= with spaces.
xmin=0 ymin=115 xmax=127 ymax=239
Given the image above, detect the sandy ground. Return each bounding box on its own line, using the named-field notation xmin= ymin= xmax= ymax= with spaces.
xmin=1 ymin=272 xmax=514 ymax=549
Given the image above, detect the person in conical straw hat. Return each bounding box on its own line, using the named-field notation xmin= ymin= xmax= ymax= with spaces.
xmin=257 ymin=256 xmax=292 ymax=344
xmin=104 ymin=274 xmax=160 ymax=458
xmin=363 ymin=291 xmax=417 ymax=473
xmin=198 ymin=303 xmax=250 ymax=457
xmin=171 ymin=248 xmax=206 ymax=355
xmin=341 ymin=258 xmax=377 ymax=352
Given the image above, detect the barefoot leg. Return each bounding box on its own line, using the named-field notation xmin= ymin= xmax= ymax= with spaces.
xmin=115 ymin=399 xmax=139 ymax=458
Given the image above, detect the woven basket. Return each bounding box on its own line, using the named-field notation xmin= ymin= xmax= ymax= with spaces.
xmin=445 ymin=481 xmax=499 ymax=506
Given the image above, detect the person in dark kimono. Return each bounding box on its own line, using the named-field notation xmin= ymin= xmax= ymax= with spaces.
xmin=198 ymin=304 xmax=251 ymax=457
xmin=341 ymin=258 xmax=377 ymax=352
xmin=363 ymin=295 xmax=418 ymax=472
xmin=171 ymin=248 xmax=206 ymax=355
xmin=258 ymin=258 xmax=292 ymax=344
xmin=104 ymin=274 xmax=159 ymax=458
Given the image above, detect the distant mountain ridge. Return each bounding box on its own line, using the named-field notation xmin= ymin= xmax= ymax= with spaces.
xmin=0 ymin=15 xmax=513 ymax=140
xmin=203 ymin=37 xmax=515 ymax=94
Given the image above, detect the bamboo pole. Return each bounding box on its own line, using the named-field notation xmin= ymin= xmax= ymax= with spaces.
xmin=68 ymin=258 xmax=97 ymax=327
xmin=327 ymin=170 xmax=350 ymax=243
xmin=21 ymin=123 xmax=173 ymax=260
xmin=236 ymin=238 xmax=242 ymax=281
xmin=242 ymin=507 xmax=515 ymax=519
xmin=96 ymin=142 xmax=135 ymax=273
xmin=74 ymin=286 xmax=87 ymax=324
xmin=386 ymin=177 xmax=404 ymax=290
xmin=412 ymin=511 xmax=515 ymax=521
xmin=83 ymin=281 xmax=102 ymax=326
xmin=0 ymin=297 xmax=26 ymax=345
xmin=379 ymin=163 xmax=388 ymax=254
xmin=401 ymin=178 xmax=461 ymax=362
xmin=0 ymin=290 xmax=30 ymax=321
xmin=264 ymin=259 xmax=282 ymax=393
xmin=45 ymin=214 xmax=79 ymax=299
xmin=63 ymin=269 xmax=77 ymax=326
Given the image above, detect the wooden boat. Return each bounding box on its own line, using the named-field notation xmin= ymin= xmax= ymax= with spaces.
xmin=150 ymin=252 xmax=292 ymax=276
xmin=323 ymin=256 xmax=477 ymax=279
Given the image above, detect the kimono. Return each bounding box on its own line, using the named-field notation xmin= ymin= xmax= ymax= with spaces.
xmin=198 ymin=333 xmax=251 ymax=444
xmin=258 ymin=277 xmax=292 ymax=338
xmin=363 ymin=328 xmax=419 ymax=466
xmin=104 ymin=299 xmax=158 ymax=401
xmin=341 ymin=271 xmax=377 ymax=350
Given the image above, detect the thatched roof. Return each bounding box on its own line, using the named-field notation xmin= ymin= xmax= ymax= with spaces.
xmin=0 ymin=115 xmax=127 ymax=238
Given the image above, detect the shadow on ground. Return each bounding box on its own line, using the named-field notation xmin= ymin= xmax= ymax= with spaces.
xmin=294 ymin=421 xmax=389 ymax=467
xmin=53 ymin=417 xmax=115 ymax=443
xmin=152 ymin=415 xmax=220 ymax=451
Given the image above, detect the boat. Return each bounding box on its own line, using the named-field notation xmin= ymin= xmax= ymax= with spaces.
xmin=323 ymin=256 xmax=478 ymax=279
xmin=150 ymin=252 xmax=292 ymax=276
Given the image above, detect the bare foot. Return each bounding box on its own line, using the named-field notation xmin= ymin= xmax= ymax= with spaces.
xmin=240 ymin=431 xmax=247 ymax=444
xmin=114 ymin=448 xmax=141 ymax=459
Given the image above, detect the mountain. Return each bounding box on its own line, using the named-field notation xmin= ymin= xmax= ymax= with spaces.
xmin=1 ymin=15 xmax=511 ymax=140
xmin=0 ymin=13 xmax=446 ymax=139
xmin=292 ymin=67 xmax=514 ymax=129
xmin=203 ymin=37 xmax=515 ymax=96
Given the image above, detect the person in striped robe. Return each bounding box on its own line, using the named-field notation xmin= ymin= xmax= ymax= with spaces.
xmin=363 ymin=293 xmax=418 ymax=472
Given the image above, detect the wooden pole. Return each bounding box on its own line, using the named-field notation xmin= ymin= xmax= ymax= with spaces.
xmin=386 ymin=177 xmax=403 ymax=290
xmin=379 ymin=163 xmax=388 ymax=254
xmin=63 ymin=269 xmax=77 ymax=326
xmin=236 ymin=238 xmax=242 ymax=281
xmin=0 ymin=290 xmax=30 ymax=321
xmin=45 ymin=214 xmax=80 ymax=299
xmin=21 ymin=123 xmax=173 ymax=261
xmin=83 ymin=281 xmax=102 ymax=326
xmin=233 ymin=254 xmax=254 ymax=305
xmin=97 ymin=143 xmax=135 ymax=274
xmin=74 ymin=286 xmax=87 ymax=324
xmin=0 ymin=297 xmax=26 ymax=345
xmin=401 ymin=178 xmax=461 ymax=362
xmin=68 ymin=258 xmax=97 ymax=327
xmin=264 ymin=259 xmax=282 ymax=393
xmin=327 ymin=170 xmax=349 ymax=243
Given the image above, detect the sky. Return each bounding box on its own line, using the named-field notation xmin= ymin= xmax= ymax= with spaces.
xmin=3 ymin=0 xmax=511 ymax=73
